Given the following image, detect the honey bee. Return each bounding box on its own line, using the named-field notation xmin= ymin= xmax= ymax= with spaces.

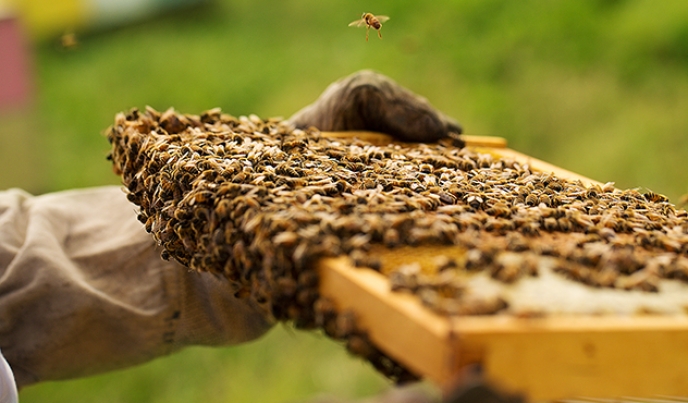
xmin=60 ymin=31 xmax=78 ymax=50
xmin=438 ymin=192 xmax=457 ymax=205
xmin=643 ymin=191 xmax=668 ymax=203
xmin=616 ymin=269 xmax=660 ymax=292
xmin=334 ymin=311 xmax=357 ymax=338
xmin=484 ymin=217 xmax=515 ymax=233
xmin=383 ymin=228 xmax=400 ymax=247
xmin=485 ymin=203 xmax=511 ymax=218
xmin=519 ymin=221 xmax=541 ymax=236
xmin=348 ymin=12 xmax=390 ymax=41
xmin=434 ymin=255 xmax=458 ymax=272
xmin=538 ymin=194 xmax=552 ymax=207
xmin=465 ymin=194 xmax=484 ymax=210
xmin=678 ymin=193 xmax=688 ymax=208
xmin=346 ymin=334 xmax=376 ymax=359
xmin=557 ymin=217 xmax=573 ymax=232
xmin=525 ymin=193 xmax=539 ymax=207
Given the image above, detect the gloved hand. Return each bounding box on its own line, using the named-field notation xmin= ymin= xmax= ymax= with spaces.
xmin=289 ymin=70 xmax=463 ymax=144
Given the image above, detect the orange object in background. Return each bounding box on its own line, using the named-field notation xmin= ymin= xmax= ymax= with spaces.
xmin=0 ymin=12 xmax=33 ymax=111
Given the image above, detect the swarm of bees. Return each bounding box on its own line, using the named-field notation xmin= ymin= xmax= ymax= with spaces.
xmin=349 ymin=12 xmax=390 ymax=41
xmin=107 ymin=106 xmax=688 ymax=380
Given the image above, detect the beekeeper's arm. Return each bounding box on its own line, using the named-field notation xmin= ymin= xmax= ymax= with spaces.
xmin=0 ymin=187 xmax=273 ymax=389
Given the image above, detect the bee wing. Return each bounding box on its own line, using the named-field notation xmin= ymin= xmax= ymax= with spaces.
xmin=376 ymin=15 xmax=390 ymax=23
xmin=348 ymin=18 xmax=366 ymax=27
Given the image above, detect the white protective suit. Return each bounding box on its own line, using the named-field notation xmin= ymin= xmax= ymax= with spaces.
xmin=0 ymin=348 xmax=18 ymax=403
xmin=0 ymin=187 xmax=273 ymax=389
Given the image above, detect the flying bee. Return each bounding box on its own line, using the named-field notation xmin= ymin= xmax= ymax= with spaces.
xmin=349 ymin=12 xmax=390 ymax=41
xmin=60 ymin=30 xmax=78 ymax=50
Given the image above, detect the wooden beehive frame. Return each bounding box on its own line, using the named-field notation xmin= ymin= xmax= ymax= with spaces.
xmin=316 ymin=133 xmax=688 ymax=401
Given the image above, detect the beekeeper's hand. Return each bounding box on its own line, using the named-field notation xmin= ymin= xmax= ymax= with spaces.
xmin=289 ymin=70 xmax=463 ymax=144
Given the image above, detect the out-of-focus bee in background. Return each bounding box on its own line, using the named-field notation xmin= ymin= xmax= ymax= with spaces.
xmin=348 ymin=13 xmax=390 ymax=41
xmin=60 ymin=31 xmax=79 ymax=50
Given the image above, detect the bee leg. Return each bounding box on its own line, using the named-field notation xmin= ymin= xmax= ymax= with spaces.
xmin=366 ymin=26 xmax=369 ymax=42
xmin=378 ymin=29 xmax=382 ymax=39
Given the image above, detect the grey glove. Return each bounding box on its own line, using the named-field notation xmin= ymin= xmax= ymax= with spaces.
xmin=0 ymin=187 xmax=272 ymax=388
xmin=289 ymin=70 xmax=463 ymax=144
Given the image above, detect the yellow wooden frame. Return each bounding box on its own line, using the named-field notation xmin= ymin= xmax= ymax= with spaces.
xmin=316 ymin=133 xmax=688 ymax=401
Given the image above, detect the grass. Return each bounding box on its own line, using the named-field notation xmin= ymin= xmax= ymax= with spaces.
xmin=2 ymin=0 xmax=688 ymax=401
xmin=18 ymin=326 xmax=390 ymax=403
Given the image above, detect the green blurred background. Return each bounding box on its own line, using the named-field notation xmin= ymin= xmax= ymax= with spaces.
xmin=2 ymin=0 xmax=688 ymax=401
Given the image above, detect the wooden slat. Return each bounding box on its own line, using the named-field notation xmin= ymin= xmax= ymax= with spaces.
xmin=320 ymin=131 xmax=394 ymax=146
xmin=458 ymin=317 xmax=688 ymax=400
xmin=495 ymin=148 xmax=602 ymax=186
xmin=461 ymin=134 xmax=508 ymax=148
xmin=318 ymin=258 xmax=688 ymax=401
xmin=317 ymin=257 xmax=460 ymax=383
xmin=320 ymin=131 xmax=508 ymax=149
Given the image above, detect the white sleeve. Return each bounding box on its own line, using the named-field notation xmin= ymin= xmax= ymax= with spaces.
xmin=0 ymin=349 xmax=17 ymax=403
xmin=0 ymin=186 xmax=272 ymax=389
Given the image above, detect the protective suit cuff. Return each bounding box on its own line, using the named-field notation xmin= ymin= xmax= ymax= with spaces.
xmin=0 ymin=349 xmax=18 ymax=403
